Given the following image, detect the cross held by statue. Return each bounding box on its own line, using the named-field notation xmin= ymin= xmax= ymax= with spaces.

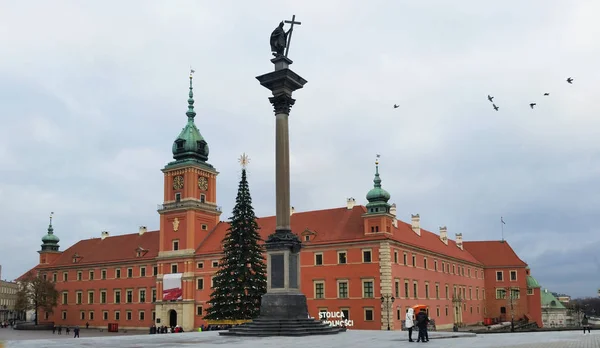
xmin=284 ymin=15 xmax=301 ymax=57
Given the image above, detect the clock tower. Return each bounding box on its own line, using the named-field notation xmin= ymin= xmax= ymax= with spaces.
xmin=157 ymin=72 xmax=221 ymax=255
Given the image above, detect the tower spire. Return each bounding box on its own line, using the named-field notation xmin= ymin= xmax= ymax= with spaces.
xmin=186 ymin=67 xmax=196 ymax=120
xmin=373 ymin=154 xmax=382 ymax=188
xmin=48 ymin=211 xmax=54 ymax=234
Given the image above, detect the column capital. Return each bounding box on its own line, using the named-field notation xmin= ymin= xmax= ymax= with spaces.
xmin=269 ymin=94 xmax=296 ymax=115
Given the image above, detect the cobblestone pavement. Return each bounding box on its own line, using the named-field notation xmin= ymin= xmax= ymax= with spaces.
xmin=0 ymin=328 xmax=598 ymax=348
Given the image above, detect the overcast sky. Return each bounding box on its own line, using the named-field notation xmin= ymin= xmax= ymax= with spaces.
xmin=1 ymin=0 xmax=599 ymax=298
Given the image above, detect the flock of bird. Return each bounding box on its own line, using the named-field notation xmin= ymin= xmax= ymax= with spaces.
xmin=391 ymin=77 xmax=575 ymax=111
xmin=486 ymin=77 xmax=574 ymax=112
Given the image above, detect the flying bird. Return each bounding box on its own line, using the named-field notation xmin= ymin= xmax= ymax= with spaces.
xmin=487 ymin=95 xmax=494 ymax=102
xmin=566 ymin=77 xmax=573 ymax=84
xmin=530 ymin=103 xmax=536 ymax=109
xmin=543 ymin=93 xmax=550 ymax=96
xmin=393 ymin=104 xmax=399 ymax=109
xmin=493 ymin=104 xmax=499 ymax=111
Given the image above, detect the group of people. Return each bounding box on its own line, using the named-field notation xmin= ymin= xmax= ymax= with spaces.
xmin=405 ymin=307 xmax=430 ymax=343
xmin=52 ymin=325 xmax=81 ymax=338
xmin=149 ymin=325 xmax=184 ymax=334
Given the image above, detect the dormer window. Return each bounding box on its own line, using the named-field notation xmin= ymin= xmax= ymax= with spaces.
xmin=304 ymin=235 xmax=310 ymax=242
xmin=135 ymin=246 xmax=148 ymax=258
xmin=72 ymin=253 xmax=82 ymax=264
xmin=175 ymin=140 xmax=185 ymax=150
xmin=197 ymin=140 xmax=206 ymax=152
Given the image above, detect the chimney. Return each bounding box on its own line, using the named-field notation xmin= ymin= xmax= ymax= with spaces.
xmin=411 ymin=214 xmax=421 ymax=236
xmin=139 ymin=226 xmax=147 ymax=235
xmin=390 ymin=203 xmax=398 ymax=228
xmin=439 ymin=226 xmax=448 ymax=245
xmin=290 ymin=206 xmax=295 ymax=216
xmin=455 ymin=233 xmax=463 ymax=250
xmin=346 ymin=197 xmax=356 ymax=210
xmin=101 ymin=231 xmax=110 ymax=240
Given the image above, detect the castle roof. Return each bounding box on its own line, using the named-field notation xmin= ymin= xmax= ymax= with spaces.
xmin=21 ymin=205 xmax=495 ymax=278
xmin=462 ymin=240 xmax=527 ymax=267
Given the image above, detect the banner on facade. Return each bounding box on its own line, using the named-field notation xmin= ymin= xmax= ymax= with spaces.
xmin=162 ymin=273 xmax=183 ymax=301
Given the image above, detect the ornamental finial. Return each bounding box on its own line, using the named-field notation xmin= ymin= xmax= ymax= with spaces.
xmin=238 ymin=153 xmax=250 ymax=169
xmin=49 ymin=211 xmax=54 ymax=225
xmin=375 ymin=153 xmax=380 ymax=166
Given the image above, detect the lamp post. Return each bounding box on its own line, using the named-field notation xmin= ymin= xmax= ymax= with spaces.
xmin=380 ymin=294 xmax=395 ymax=331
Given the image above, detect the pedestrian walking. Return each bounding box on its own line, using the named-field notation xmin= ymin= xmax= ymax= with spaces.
xmin=405 ymin=308 xmax=415 ymax=342
xmin=582 ymin=315 xmax=591 ymax=334
xmin=74 ymin=326 xmax=80 ymax=338
xmin=415 ymin=309 xmax=430 ymax=342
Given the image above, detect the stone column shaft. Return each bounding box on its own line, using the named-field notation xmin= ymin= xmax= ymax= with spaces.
xmin=275 ymin=113 xmax=291 ymax=231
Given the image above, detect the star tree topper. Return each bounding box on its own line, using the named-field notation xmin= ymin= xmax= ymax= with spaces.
xmin=239 ymin=153 xmax=250 ymax=169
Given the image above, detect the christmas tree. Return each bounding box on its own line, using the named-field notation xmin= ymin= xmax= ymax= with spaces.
xmin=204 ymin=155 xmax=267 ymax=320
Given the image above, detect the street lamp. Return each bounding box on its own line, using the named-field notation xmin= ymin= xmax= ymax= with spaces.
xmin=381 ymin=294 xmax=395 ymax=331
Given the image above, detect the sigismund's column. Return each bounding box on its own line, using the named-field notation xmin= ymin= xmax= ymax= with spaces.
xmin=255 ymin=37 xmax=308 ymax=320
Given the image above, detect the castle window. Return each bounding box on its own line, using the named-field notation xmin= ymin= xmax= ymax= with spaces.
xmin=423 ymin=258 xmax=428 ymax=269
xmin=496 ymin=271 xmax=504 ymax=281
xmin=153 ymin=266 xmax=158 ymax=276
xmin=527 ymin=288 xmax=534 ymax=295
xmin=173 ymin=240 xmax=179 ymax=251
xmin=314 ymin=281 xmax=325 ymax=299
xmin=101 ymin=269 xmax=107 ymax=279
xmin=197 ymin=262 xmax=204 ymax=269
xmin=510 ymin=270 xmax=517 ymax=281
xmin=140 ymin=267 xmax=146 ymax=277
xmin=115 ymin=311 xmax=120 ymax=320
xmin=171 ymin=264 xmax=178 ymax=273
xmin=364 ymin=308 xmax=374 ymax=321
xmin=337 ymin=251 xmax=347 ymax=264
xmin=200 ymin=194 xmax=206 ymax=203
xmin=196 ymin=306 xmax=203 ymax=316
xmin=314 ymin=253 xmax=323 ymax=266
xmin=176 ymin=140 xmax=184 ymax=149
xmin=175 ymin=193 xmax=181 ymax=202
xmin=103 ymin=311 xmax=108 ymax=321
xmin=304 ymin=235 xmax=310 ymax=242
xmin=212 ymin=261 xmax=219 ymax=268
xmin=89 ymin=271 xmax=94 ymax=280
xmin=201 ymin=224 xmax=208 ymax=230
xmin=63 ymin=272 xmax=68 ymax=281
xmin=362 ymin=249 xmax=372 ymax=263
xmin=197 ymin=278 xmax=204 ymax=290
xmin=115 ymin=269 xmax=121 ymax=279
xmin=127 ymin=268 xmax=133 ymax=278
xmin=77 ymin=271 xmax=82 ymax=281
xmin=362 ymin=280 xmax=374 ymax=298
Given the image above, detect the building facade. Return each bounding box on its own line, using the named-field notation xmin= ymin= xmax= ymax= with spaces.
xmin=462 ymin=242 xmax=542 ymax=327
xmin=19 ymin=76 xmax=541 ymax=331
xmin=540 ymin=289 xmax=568 ymax=328
xmin=0 ymin=279 xmax=20 ymax=322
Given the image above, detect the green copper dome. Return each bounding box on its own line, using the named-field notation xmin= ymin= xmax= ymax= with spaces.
xmin=171 ymin=74 xmax=209 ymax=162
xmin=41 ymin=213 xmax=60 ymax=252
xmin=365 ymin=160 xmax=392 ymax=213
xmin=526 ymin=275 xmax=541 ymax=289
xmin=366 ymin=163 xmax=391 ymax=202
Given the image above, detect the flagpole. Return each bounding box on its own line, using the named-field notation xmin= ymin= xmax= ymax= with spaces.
xmin=501 ymin=217 xmax=504 ymax=242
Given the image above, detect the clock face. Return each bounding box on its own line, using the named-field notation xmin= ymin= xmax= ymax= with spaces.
xmin=198 ymin=176 xmax=208 ymax=191
xmin=173 ymin=175 xmax=184 ymax=190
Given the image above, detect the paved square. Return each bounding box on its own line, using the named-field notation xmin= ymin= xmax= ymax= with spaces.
xmin=0 ymin=329 xmax=598 ymax=348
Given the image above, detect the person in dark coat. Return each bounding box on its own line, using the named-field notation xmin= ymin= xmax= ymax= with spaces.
xmin=415 ymin=309 xmax=430 ymax=342
xmin=74 ymin=326 xmax=80 ymax=338
xmin=582 ymin=315 xmax=591 ymax=334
